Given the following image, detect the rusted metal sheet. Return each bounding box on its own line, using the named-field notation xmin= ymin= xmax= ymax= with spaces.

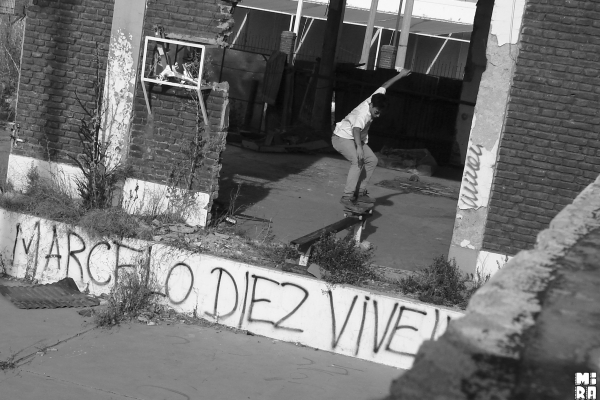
xmin=0 ymin=278 xmax=100 ymax=309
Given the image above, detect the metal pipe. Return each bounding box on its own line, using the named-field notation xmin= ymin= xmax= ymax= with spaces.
xmin=293 ymin=18 xmax=315 ymax=63
xmin=359 ymin=0 xmax=379 ymax=69
xmin=230 ymin=12 xmax=249 ymax=48
xmin=393 ymin=0 xmax=404 ymax=48
xmin=374 ymin=27 xmax=383 ymax=68
xmin=395 ymin=0 xmax=415 ymax=70
xmin=426 ymin=34 xmax=451 ymax=74
xmin=293 ymin=0 xmax=304 ymax=35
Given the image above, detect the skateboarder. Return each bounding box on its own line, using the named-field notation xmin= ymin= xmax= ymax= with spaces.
xmin=332 ymin=68 xmax=412 ymax=207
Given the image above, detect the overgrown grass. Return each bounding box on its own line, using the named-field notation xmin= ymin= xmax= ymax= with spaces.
xmin=260 ymin=241 xmax=298 ymax=267
xmin=311 ymin=232 xmax=377 ymax=286
xmin=0 ymin=166 xmax=83 ymax=224
xmin=95 ymin=267 xmax=162 ymax=328
xmin=0 ymin=167 xmax=155 ymax=240
xmin=394 ymin=255 xmax=488 ymax=309
xmin=79 ymin=208 xmax=153 ymax=240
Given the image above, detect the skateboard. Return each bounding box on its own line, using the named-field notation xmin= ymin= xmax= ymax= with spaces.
xmin=343 ymin=200 xmax=374 ymax=219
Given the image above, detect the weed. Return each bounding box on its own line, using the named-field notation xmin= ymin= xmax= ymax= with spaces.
xmin=0 ymin=15 xmax=24 ymax=123
xmin=95 ymin=265 xmax=161 ymax=328
xmin=211 ymin=184 xmax=243 ymax=227
xmin=496 ymin=254 xmax=509 ymax=270
xmin=311 ymin=233 xmax=376 ymax=286
xmin=260 ymin=241 xmax=298 ymax=267
xmin=0 ymin=357 xmax=16 ymax=371
xmin=78 ymin=208 xmax=153 ymax=240
xmin=0 ymin=165 xmax=83 ymax=223
xmin=464 ymin=267 xmax=492 ymax=301
xmin=71 ymin=44 xmax=131 ymax=210
xmin=0 ymin=254 xmax=6 ymax=276
xmin=395 ymin=255 xmax=479 ymax=309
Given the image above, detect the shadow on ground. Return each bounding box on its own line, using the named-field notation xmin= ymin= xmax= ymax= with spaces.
xmin=217 ymin=144 xmax=462 ymax=270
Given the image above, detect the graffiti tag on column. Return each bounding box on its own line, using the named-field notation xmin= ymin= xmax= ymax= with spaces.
xmin=460 ymin=144 xmax=484 ymax=209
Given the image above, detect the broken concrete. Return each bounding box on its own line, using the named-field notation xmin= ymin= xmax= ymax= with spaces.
xmin=383 ymin=174 xmax=600 ymax=399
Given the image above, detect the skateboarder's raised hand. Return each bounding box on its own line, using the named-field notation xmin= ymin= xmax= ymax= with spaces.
xmin=382 ymin=68 xmax=412 ymax=89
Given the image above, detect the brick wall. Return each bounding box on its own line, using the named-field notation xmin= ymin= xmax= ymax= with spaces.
xmin=15 ymin=0 xmax=114 ymax=161
xmin=129 ymin=0 xmax=234 ymax=217
xmin=483 ymin=0 xmax=600 ymax=255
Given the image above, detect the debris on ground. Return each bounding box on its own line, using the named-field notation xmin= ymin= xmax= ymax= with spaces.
xmin=0 ymin=277 xmax=100 ymax=309
xmin=226 ymin=123 xmax=333 ymax=154
xmin=375 ymin=146 xmax=438 ymax=176
xmin=375 ymin=176 xmax=459 ymax=199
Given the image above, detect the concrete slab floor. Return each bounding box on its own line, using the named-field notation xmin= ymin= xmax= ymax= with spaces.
xmin=0 ymin=291 xmax=401 ymax=400
xmin=218 ymin=145 xmax=462 ymax=271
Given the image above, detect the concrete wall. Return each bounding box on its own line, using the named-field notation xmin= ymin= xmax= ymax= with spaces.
xmin=448 ymin=0 xmax=526 ymax=274
xmin=383 ymin=173 xmax=600 ymax=399
xmin=102 ymin=0 xmax=146 ymax=168
xmin=0 ymin=207 xmax=464 ymax=370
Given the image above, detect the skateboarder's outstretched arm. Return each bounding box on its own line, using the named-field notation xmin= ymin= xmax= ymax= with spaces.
xmin=381 ymin=68 xmax=412 ymax=89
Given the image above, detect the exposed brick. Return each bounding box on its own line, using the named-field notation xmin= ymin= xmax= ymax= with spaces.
xmin=15 ymin=0 xmax=115 ymax=163
xmin=483 ymin=0 xmax=600 ymax=254
xmin=127 ymin=0 xmax=233 ymax=221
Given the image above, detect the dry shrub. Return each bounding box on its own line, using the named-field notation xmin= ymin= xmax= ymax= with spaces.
xmin=78 ymin=207 xmax=152 ymax=240
xmin=395 ymin=255 xmax=477 ymax=309
xmin=0 ymin=166 xmax=82 ymax=223
xmin=311 ymin=233 xmax=376 ymax=286
xmin=95 ymin=267 xmax=160 ymax=328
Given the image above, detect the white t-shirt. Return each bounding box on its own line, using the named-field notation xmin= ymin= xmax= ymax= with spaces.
xmin=333 ymin=87 xmax=386 ymax=144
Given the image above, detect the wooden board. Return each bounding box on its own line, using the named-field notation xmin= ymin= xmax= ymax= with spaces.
xmin=291 ymin=216 xmax=362 ymax=253
xmin=262 ymin=51 xmax=287 ymax=105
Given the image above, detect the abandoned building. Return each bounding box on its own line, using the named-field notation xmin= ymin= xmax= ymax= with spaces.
xmin=0 ymin=0 xmax=599 ymax=278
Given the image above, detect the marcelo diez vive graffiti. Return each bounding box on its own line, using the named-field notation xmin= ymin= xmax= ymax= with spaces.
xmin=2 ymin=212 xmax=463 ymax=369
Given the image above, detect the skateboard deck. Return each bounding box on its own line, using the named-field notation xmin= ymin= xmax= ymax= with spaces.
xmin=343 ymin=201 xmax=374 ymax=217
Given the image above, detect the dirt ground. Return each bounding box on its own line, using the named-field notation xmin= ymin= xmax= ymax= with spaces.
xmin=218 ymin=144 xmax=463 ymax=271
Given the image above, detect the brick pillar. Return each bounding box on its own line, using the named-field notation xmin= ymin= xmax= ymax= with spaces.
xmin=280 ymin=31 xmax=296 ymax=62
xmin=377 ymin=45 xmax=397 ymax=69
xmin=448 ymin=0 xmax=526 ymax=274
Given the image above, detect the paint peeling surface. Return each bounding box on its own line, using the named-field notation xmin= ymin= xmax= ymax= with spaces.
xmin=104 ymin=29 xmax=136 ymax=169
xmin=490 ymin=0 xmax=526 ymax=46
xmin=1 ymin=210 xmax=464 ymax=370
xmin=457 ymin=138 xmax=498 ymax=210
xmin=459 ymin=240 xmax=475 ymax=250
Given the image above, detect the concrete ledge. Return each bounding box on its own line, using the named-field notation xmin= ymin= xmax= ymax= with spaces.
xmin=0 ymin=208 xmax=464 ymax=370
xmin=385 ymin=175 xmax=600 ymax=398
xmin=7 ymin=155 xmax=211 ymax=227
